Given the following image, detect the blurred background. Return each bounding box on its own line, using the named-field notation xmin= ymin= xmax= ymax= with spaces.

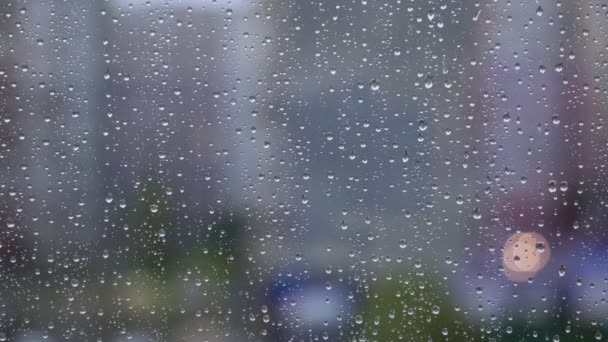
xmin=1 ymin=0 xmax=608 ymax=341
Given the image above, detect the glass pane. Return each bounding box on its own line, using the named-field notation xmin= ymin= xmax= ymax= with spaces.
xmin=0 ymin=0 xmax=606 ymax=341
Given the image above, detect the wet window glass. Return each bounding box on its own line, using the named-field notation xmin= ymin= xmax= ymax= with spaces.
xmin=0 ymin=0 xmax=607 ymax=341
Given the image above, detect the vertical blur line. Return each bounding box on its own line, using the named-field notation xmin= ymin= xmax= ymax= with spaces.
xmin=90 ymin=0 xmax=108 ymax=235
xmin=480 ymin=0 xmax=564 ymax=228
xmin=0 ymin=1 xmax=31 ymax=337
xmin=565 ymin=0 xmax=608 ymax=321
xmin=575 ymin=0 xmax=605 ymax=200
xmin=449 ymin=0 xmax=571 ymax=320
xmin=0 ymin=0 xmax=106 ymax=337
xmin=0 ymin=3 xmax=16 ymax=226
xmin=14 ymin=3 xmax=106 ymax=334
xmin=42 ymin=0 xmax=106 ymax=244
xmin=5 ymin=0 xmax=107 ymax=248
xmin=430 ymin=0 xmax=484 ymax=250
xmin=0 ymin=7 xmax=22 ymax=327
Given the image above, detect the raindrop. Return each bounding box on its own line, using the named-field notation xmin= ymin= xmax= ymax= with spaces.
xmin=472 ymin=207 xmax=482 ymax=220
xmin=369 ymin=79 xmax=380 ymax=91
